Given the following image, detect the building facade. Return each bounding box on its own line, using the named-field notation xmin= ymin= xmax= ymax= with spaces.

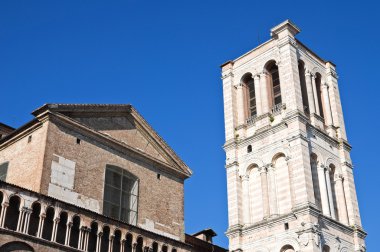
xmin=0 ymin=104 xmax=227 ymax=252
xmin=221 ymin=20 xmax=366 ymax=252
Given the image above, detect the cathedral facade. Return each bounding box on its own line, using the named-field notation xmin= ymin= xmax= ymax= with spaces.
xmin=221 ymin=20 xmax=366 ymax=252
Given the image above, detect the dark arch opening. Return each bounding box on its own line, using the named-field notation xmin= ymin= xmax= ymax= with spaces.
xmin=42 ymin=207 xmax=55 ymax=241
xmin=100 ymin=226 xmax=110 ymax=252
xmin=162 ymin=245 xmax=168 ymax=252
xmin=28 ymin=202 xmax=41 ymax=236
xmin=298 ymin=60 xmax=309 ymax=113
xmin=88 ymin=222 xmax=98 ymax=252
xmin=4 ymin=195 xmax=20 ymax=231
xmin=0 ymin=241 xmax=34 ymax=252
xmin=69 ymin=215 xmax=81 ymax=248
xmin=241 ymin=73 xmax=257 ymax=117
xmin=265 ymin=60 xmax=282 ymax=108
xmin=172 ymin=249 xmax=177 ymax=252
xmin=124 ymin=233 xmax=133 ymax=252
xmin=152 ymin=242 xmax=158 ymax=252
xmin=136 ymin=237 xmax=143 ymax=252
xmin=113 ymin=229 xmax=122 ymax=252
xmin=247 ymin=145 xmax=252 ymax=153
xmin=280 ymin=244 xmax=295 ymax=252
xmin=323 ymin=245 xmax=331 ymax=252
xmin=56 ymin=211 xmax=68 ymax=245
xmin=315 ymin=73 xmax=324 ymax=118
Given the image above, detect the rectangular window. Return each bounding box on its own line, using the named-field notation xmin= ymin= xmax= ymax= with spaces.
xmin=103 ymin=165 xmax=138 ymax=225
xmin=0 ymin=162 xmax=9 ymax=181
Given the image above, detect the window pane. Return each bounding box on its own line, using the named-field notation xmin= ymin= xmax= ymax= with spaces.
xmin=104 ymin=185 xmax=121 ymax=205
xmin=122 ymin=175 xmax=134 ymax=192
xmin=0 ymin=162 xmax=8 ymax=181
xmin=105 ymin=168 xmax=121 ymax=188
xmin=104 ymin=202 xmax=120 ymax=219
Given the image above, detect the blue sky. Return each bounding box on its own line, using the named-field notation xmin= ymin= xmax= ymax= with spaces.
xmin=0 ymin=0 xmax=379 ymax=249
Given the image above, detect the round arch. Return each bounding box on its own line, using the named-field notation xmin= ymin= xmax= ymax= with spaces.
xmin=275 ymin=237 xmax=300 ymax=252
xmin=0 ymin=241 xmax=34 ymax=252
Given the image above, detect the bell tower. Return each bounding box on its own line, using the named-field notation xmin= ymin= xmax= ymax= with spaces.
xmin=221 ymin=20 xmax=366 ymax=252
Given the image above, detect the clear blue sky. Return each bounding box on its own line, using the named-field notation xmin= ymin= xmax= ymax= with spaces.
xmin=0 ymin=0 xmax=379 ymax=250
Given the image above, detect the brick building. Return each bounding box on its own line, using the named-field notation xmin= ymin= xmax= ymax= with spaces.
xmin=0 ymin=104 xmax=227 ymax=252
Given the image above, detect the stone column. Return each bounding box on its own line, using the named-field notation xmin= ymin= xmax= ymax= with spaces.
xmin=23 ymin=209 xmax=32 ymax=234
xmin=335 ymin=174 xmax=349 ymax=225
xmin=260 ymin=72 xmax=270 ymax=114
xmin=96 ymin=232 xmax=103 ymax=252
xmin=241 ymin=175 xmax=251 ymax=225
xmin=311 ymin=74 xmax=320 ymax=115
xmin=325 ymin=168 xmax=336 ymax=219
xmin=79 ymin=227 xmax=84 ymax=250
xmin=37 ymin=214 xmax=45 ymax=238
xmin=52 ymin=218 xmax=59 ymax=242
xmin=267 ymin=165 xmax=278 ymax=217
xmin=305 ymin=70 xmax=316 ymax=114
xmin=16 ymin=208 xmax=26 ymax=232
xmin=321 ymin=83 xmax=333 ymax=125
xmin=317 ymin=165 xmax=330 ymax=217
xmin=0 ymin=203 xmax=8 ymax=228
xmin=108 ymin=234 xmax=114 ymax=252
xmin=259 ymin=166 xmax=270 ymax=219
xmin=254 ymin=75 xmax=262 ymax=115
xmin=236 ymin=83 xmax=246 ymax=125
xmin=65 ymin=222 xmax=72 ymax=246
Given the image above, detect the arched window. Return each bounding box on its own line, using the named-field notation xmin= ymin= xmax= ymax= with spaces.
xmin=273 ymin=154 xmax=291 ymax=214
xmin=329 ymin=164 xmax=339 ymax=219
xmin=113 ymin=230 xmax=122 ymax=252
xmin=69 ymin=215 xmax=81 ymax=248
xmin=136 ymin=237 xmax=143 ymax=252
xmin=152 ymin=242 xmax=159 ymax=252
xmin=315 ymin=73 xmax=324 ymax=118
xmin=280 ymin=245 xmax=295 ymax=252
xmin=124 ymin=233 xmax=133 ymax=252
xmin=42 ymin=207 xmax=55 ymax=240
xmin=88 ymin=222 xmax=98 ymax=252
xmin=0 ymin=241 xmax=34 ymax=252
xmin=56 ymin=211 xmax=68 ymax=245
xmin=298 ymin=61 xmax=309 ymax=113
xmin=241 ymin=73 xmax=257 ymax=117
xmin=28 ymin=202 xmax=41 ymax=236
xmin=103 ymin=165 xmax=139 ymax=225
xmin=266 ymin=61 xmax=282 ymax=108
xmin=248 ymin=165 xmax=263 ymax=223
xmin=247 ymin=145 xmax=252 ymax=153
xmin=5 ymin=195 xmax=20 ymax=231
xmin=100 ymin=226 xmax=110 ymax=252
xmin=162 ymin=245 xmax=168 ymax=252
xmin=310 ymin=154 xmax=322 ymax=210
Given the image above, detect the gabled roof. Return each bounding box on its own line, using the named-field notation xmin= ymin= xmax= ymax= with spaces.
xmin=9 ymin=103 xmax=192 ymax=178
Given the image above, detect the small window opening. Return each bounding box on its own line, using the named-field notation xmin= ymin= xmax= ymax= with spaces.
xmin=28 ymin=135 xmax=32 ymax=143
xmin=284 ymin=223 xmax=289 ymax=230
xmin=76 ymin=138 xmax=81 ymax=144
xmin=247 ymin=145 xmax=252 ymax=153
xmin=157 ymin=174 xmax=161 ymax=180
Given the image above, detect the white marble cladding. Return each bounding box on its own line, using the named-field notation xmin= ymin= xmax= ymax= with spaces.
xmin=221 ymin=20 xmax=366 ymax=252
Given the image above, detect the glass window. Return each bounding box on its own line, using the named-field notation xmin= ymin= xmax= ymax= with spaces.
xmin=0 ymin=162 xmax=9 ymax=181
xmin=103 ymin=165 xmax=138 ymax=225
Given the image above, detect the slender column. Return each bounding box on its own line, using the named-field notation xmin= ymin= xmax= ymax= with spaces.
xmin=79 ymin=227 xmax=84 ymax=250
xmin=121 ymin=240 xmax=126 ymax=252
xmin=52 ymin=218 xmax=59 ymax=242
xmin=236 ymin=83 xmax=246 ymax=125
xmin=23 ymin=209 xmax=32 ymax=233
xmin=65 ymin=223 xmax=72 ymax=246
xmin=311 ymin=74 xmax=320 ymax=115
xmin=0 ymin=203 xmax=8 ymax=227
xmin=321 ymin=82 xmax=334 ymax=126
xmin=16 ymin=209 xmax=25 ymax=232
xmin=96 ymin=233 xmax=102 ymax=252
xmin=109 ymin=234 xmax=114 ymax=252
xmin=267 ymin=165 xmax=278 ymax=216
xmin=254 ymin=75 xmax=262 ymax=115
xmin=259 ymin=166 xmax=270 ymax=218
xmin=241 ymin=175 xmax=250 ymax=225
xmin=260 ymin=72 xmax=270 ymax=114
xmin=305 ymin=70 xmax=316 ymax=114
xmin=37 ymin=215 xmax=45 ymax=238
xmin=325 ymin=168 xmax=336 ymax=219
xmin=85 ymin=229 xmax=90 ymax=251
xmin=335 ymin=174 xmax=349 ymax=225
xmin=317 ymin=165 xmax=331 ymax=216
